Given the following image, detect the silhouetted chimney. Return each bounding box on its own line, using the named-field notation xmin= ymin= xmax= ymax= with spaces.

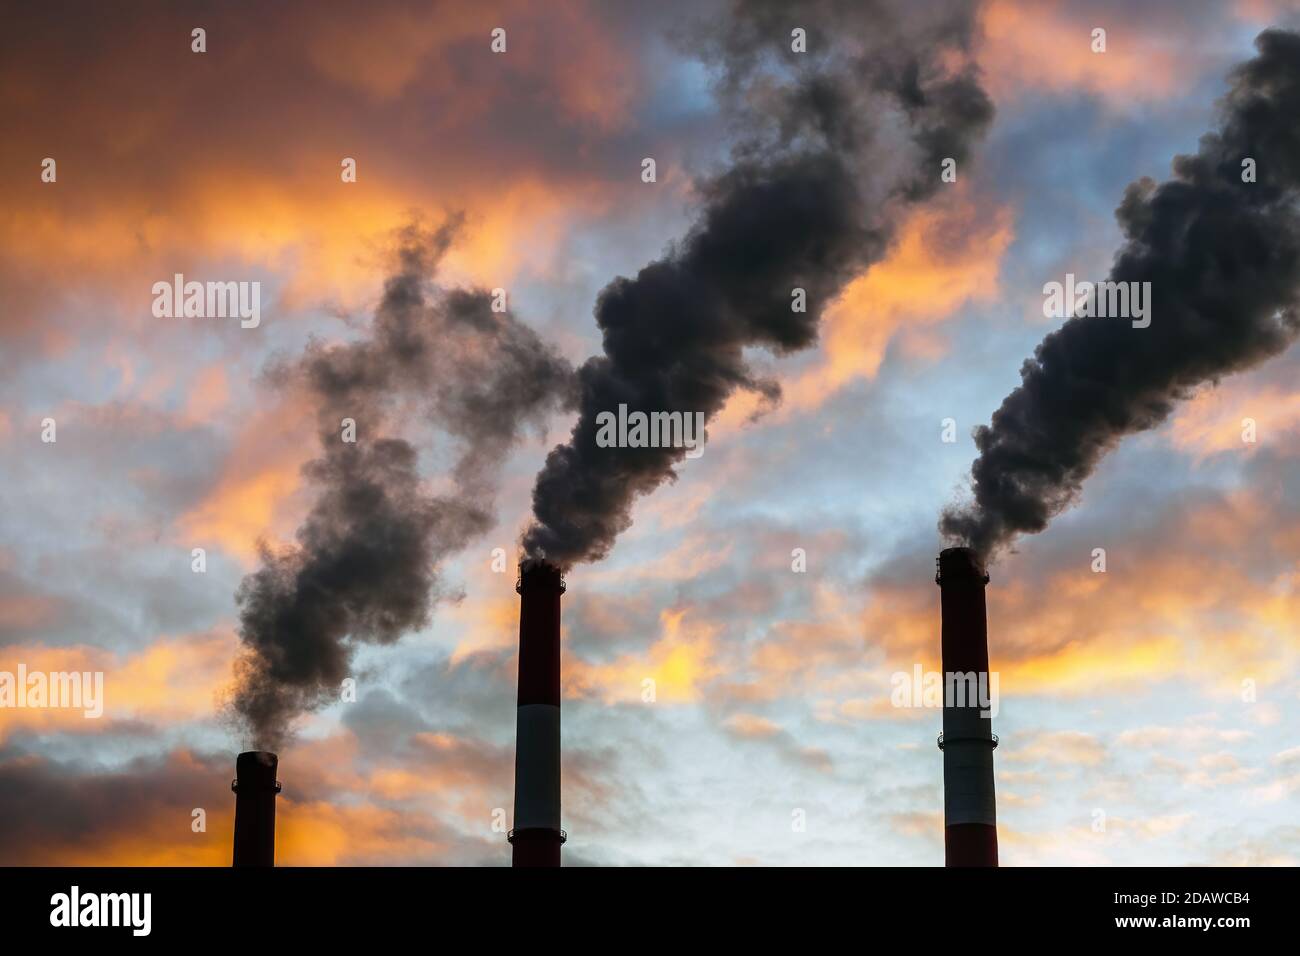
xmin=509 ymin=560 xmax=566 ymax=867
xmin=232 ymin=750 xmax=280 ymax=867
xmin=936 ymin=548 xmax=998 ymax=866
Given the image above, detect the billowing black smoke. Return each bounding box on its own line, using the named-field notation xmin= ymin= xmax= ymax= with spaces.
xmin=522 ymin=0 xmax=993 ymax=567
xmin=942 ymin=29 xmax=1300 ymax=560
xmin=232 ymin=219 xmax=574 ymax=749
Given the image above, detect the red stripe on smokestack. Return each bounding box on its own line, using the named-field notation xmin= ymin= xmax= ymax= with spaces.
xmin=936 ymin=547 xmax=998 ymax=867
xmin=509 ymin=560 xmax=566 ymax=867
xmin=232 ymin=750 xmax=280 ymax=867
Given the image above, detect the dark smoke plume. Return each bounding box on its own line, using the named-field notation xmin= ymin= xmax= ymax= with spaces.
xmin=942 ymin=29 xmax=1300 ymax=560
xmin=522 ymin=0 xmax=993 ymax=567
xmin=231 ymin=219 xmax=574 ymax=749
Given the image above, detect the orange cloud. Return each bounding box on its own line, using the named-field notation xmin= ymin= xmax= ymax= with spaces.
xmin=747 ymin=583 xmax=865 ymax=684
xmin=583 ymin=530 xmax=737 ymax=588
xmin=182 ymin=362 xmax=231 ymax=424
xmin=11 ymin=752 xmax=481 ymax=866
xmin=11 ymin=750 xmax=233 ymax=866
xmin=1167 ymin=378 xmax=1300 ymax=459
xmin=0 ymin=0 xmax=647 ymax=356
xmin=275 ymin=800 xmax=453 ymax=865
xmin=1004 ymin=729 xmax=1106 ymax=767
xmin=0 ymin=593 xmax=63 ymax=634
xmin=299 ymin=1 xmax=635 ymax=127
xmin=565 ymin=607 xmax=722 ymax=703
xmin=446 ymin=587 xmax=522 ymax=663
xmin=1234 ymin=0 xmax=1300 ymax=26
xmin=177 ymin=392 xmax=318 ymax=563
xmin=978 ymin=0 xmax=1187 ymax=106
xmin=836 ymin=486 xmax=1300 ymax=716
xmin=718 ymin=190 xmax=1012 ymax=426
xmin=0 ymin=632 xmax=235 ymax=742
xmin=724 ymin=713 xmax=782 ymax=738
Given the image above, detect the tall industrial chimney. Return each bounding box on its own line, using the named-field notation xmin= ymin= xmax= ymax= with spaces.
xmin=936 ymin=547 xmax=998 ymax=867
xmin=509 ymin=560 xmax=567 ymax=867
xmin=232 ymin=750 xmax=281 ymax=867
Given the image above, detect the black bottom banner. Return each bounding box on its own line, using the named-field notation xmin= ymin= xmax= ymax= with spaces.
xmin=0 ymin=865 xmax=1281 ymax=942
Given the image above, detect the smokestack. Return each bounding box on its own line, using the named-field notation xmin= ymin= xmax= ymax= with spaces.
xmin=936 ymin=548 xmax=998 ymax=867
xmin=509 ymin=560 xmax=566 ymax=867
xmin=231 ymin=751 xmax=280 ymax=867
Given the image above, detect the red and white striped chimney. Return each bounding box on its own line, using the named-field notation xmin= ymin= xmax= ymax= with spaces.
xmin=509 ymin=559 xmax=566 ymax=867
xmin=936 ymin=547 xmax=998 ymax=867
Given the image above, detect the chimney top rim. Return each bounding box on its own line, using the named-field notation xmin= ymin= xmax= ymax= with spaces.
xmin=517 ymin=558 xmax=567 ymax=593
xmin=936 ymin=547 xmax=989 ymax=585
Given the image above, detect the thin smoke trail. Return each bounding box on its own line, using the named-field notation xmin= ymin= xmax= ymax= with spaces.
xmin=230 ymin=220 xmax=574 ymax=749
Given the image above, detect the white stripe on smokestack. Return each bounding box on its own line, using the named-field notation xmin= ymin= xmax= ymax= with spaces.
xmin=936 ymin=547 xmax=999 ymax=867
xmin=509 ymin=560 xmax=566 ymax=867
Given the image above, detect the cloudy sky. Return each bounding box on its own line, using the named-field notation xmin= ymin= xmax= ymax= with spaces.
xmin=2 ymin=0 xmax=1299 ymax=865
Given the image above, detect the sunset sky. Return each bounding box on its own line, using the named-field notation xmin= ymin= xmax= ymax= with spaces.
xmin=2 ymin=0 xmax=1300 ymax=865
